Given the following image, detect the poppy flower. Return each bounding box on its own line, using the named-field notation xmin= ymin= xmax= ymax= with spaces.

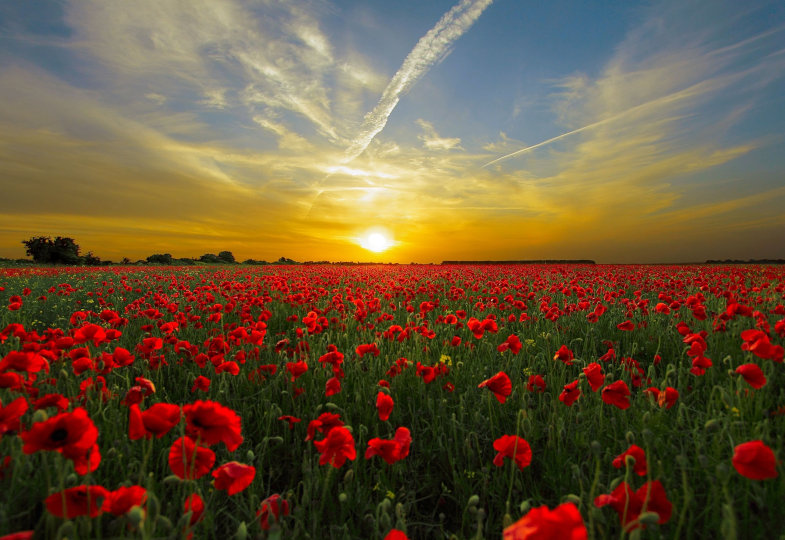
xmin=493 ymin=435 xmax=532 ymax=471
xmin=0 ymin=396 xmax=28 ymax=440
xmin=376 ymin=391 xmax=394 ymax=421
xmin=168 ymin=436 xmax=216 ymax=479
xmin=306 ymin=412 xmax=344 ymax=441
xmin=129 ymin=403 xmax=182 ymax=440
xmin=365 ymin=427 xmax=411 ymax=465
xmin=278 ymin=415 xmax=301 ymax=430
xmin=72 ymin=442 xmax=101 ymax=475
xmin=102 ymin=485 xmax=147 ymax=516
xmin=559 ymin=380 xmax=581 ymax=407
xmin=478 ymin=371 xmax=512 ymax=404
xmin=45 ymin=485 xmax=109 ymax=518
xmin=503 ymin=502 xmax=587 ymax=540
xmin=602 ymin=380 xmax=631 ymax=410
xmin=33 ymin=393 xmax=69 ymax=412
xmin=384 ymin=531 xmax=410 ymax=540
xmin=286 ymin=360 xmax=308 ymax=381
xmin=325 ymin=376 xmax=342 ymax=397
xmin=732 ymin=440 xmax=778 ymax=480
xmin=258 ymin=494 xmax=289 ymax=530
xmin=612 ymin=444 xmax=647 ymax=476
xmin=583 ymin=363 xmax=605 ymax=392
xmin=735 ymin=364 xmax=766 ymax=389
xmin=313 ymin=425 xmax=356 ymax=468
xmin=184 ymin=493 xmax=205 ymax=526
xmin=689 ymin=355 xmax=712 ymax=376
xmin=191 ymin=376 xmax=211 ymax=393
xmin=21 ymin=407 xmax=98 ymax=460
xmin=183 ymin=400 xmax=243 ymax=451
xmin=553 ymin=345 xmax=575 ymax=365
xmin=594 ymin=480 xmax=671 ymax=529
xmin=617 ymin=320 xmax=635 ymax=331
xmin=0 ymin=350 xmax=49 ymax=374
xmin=355 ymin=343 xmax=380 ymax=358
xmin=212 ymin=461 xmax=256 ymax=495
xmin=527 ymin=374 xmax=545 ymax=393
xmin=498 ymin=335 xmax=522 ymax=355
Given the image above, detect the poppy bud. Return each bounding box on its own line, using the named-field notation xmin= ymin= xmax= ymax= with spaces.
xmin=163 ymin=474 xmax=182 ymax=485
xmin=502 ymin=513 xmax=513 ymax=527
xmin=704 ymin=418 xmax=720 ymax=431
xmin=519 ymin=500 xmax=531 ymax=514
xmin=246 ymin=450 xmax=255 ymax=461
xmin=339 ymin=493 xmax=348 ymax=503
xmin=325 ymin=402 xmax=341 ymax=411
xmin=638 ymin=511 xmax=662 ymax=525
xmin=235 ymin=521 xmax=248 ymax=540
xmin=625 ymin=431 xmax=635 ymax=445
xmin=591 ymin=441 xmax=602 ymax=456
xmin=343 ymin=469 xmax=354 ymax=483
xmin=32 ymin=409 xmax=49 ymax=423
xmin=128 ymin=506 xmax=146 ymax=528
xmin=565 ymin=493 xmax=581 ymax=505
xmin=467 ymin=494 xmax=480 ymax=508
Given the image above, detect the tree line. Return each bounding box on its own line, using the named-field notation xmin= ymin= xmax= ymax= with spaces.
xmin=14 ymin=236 xmax=293 ymax=266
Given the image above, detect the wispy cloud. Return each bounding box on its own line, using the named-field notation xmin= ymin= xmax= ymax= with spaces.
xmin=343 ymin=0 xmax=493 ymax=162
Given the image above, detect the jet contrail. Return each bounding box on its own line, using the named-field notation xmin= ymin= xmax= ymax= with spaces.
xmin=344 ymin=0 xmax=493 ymax=163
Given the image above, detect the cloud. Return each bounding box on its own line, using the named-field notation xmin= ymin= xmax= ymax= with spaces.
xmin=343 ymin=0 xmax=493 ymax=162
xmin=416 ymin=119 xmax=463 ymax=151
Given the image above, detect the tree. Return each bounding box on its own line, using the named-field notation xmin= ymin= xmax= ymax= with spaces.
xmin=146 ymin=253 xmax=173 ymax=265
xmin=199 ymin=253 xmax=220 ymax=263
xmin=22 ymin=236 xmax=81 ymax=264
xmin=217 ymin=251 xmax=236 ymax=264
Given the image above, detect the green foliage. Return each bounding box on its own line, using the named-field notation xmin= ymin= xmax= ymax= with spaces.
xmin=21 ymin=236 xmax=81 ymax=264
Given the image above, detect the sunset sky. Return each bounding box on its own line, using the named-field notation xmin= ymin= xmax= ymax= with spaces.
xmin=1 ymin=0 xmax=784 ymax=263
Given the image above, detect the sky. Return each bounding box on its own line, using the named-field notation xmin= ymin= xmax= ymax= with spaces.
xmin=1 ymin=0 xmax=784 ymax=264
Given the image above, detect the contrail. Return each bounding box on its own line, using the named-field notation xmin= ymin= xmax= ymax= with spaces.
xmin=344 ymin=0 xmax=493 ymax=163
xmin=482 ymin=76 xmax=726 ymax=168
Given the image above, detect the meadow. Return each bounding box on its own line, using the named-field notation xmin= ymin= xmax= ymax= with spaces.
xmin=0 ymin=263 xmax=783 ymax=539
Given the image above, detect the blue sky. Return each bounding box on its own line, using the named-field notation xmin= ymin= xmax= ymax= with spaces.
xmin=1 ymin=0 xmax=784 ymax=262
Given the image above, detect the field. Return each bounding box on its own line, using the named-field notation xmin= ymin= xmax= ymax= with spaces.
xmin=0 ymin=264 xmax=783 ymax=539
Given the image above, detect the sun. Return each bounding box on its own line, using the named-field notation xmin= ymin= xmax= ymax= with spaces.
xmin=360 ymin=230 xmax=393 ymax=253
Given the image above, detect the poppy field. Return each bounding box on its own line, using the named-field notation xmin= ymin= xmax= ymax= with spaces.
xmin=0 ymin=263 xmax=783 ymax=539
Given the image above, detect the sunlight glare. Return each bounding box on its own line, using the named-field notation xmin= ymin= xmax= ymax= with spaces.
xmin=360 ymin=231 xmax=392 ymax=253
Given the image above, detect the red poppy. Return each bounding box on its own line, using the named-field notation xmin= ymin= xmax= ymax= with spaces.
xmin=0 ymin=396 xmax=28 ymax=440
xmin=735 ymin=364 xmax=766 ymax=389
xmin=258 ymin=494 xmax=290 ymax=530
xmin=73 ymin=324 xmax=107 ymax=346
xmin=33 ymin=393 xmax=69 ymax=412
xmin=286 ymin=360 xmax=308 ymax=381
xmin=313 ymin=425 xmax=356 ymax=467
xmin=527 ymin=374 xmax=545 ymax=393
xmin=0 ymin=531 xmax=34 ymax=540
xmin=376 ymin=391 xmax=394 ymax=421
xmin=493 ymin=435 xmax=532 ymax=471
xmin=559 ymin=380 xmax=581 ymax=406
xmin=659 ymin=387 xmax=679 ymax=409
xmin=732 ymin=440 xmax=778 ymax=480
xmin=594 ymin=480 xmax=671 ymax=529
xmin=278 ymin=415 xmax=301 ymax=429
xmin=384 ymin=530 xmax=410 ymax=540
xmin=612 ymin=444 xmax=647 ymax=476
xmin=582 ymin=363 xmax=605 ymax=392
xmin=497 ymin=335 xmax=522 ymax=355
xmin=503 ymin=502 xmax=587 ymax=540
xmin=325 ymin=376 xmax=342 ymax=397
xmin=168 ymin=436 xmax=216 ymax=479
xmin=191 ymin=375 xmax=211 ymax=393
xmin=45 ymin=485 xmax=109 ymax=518
xmin=602 ymin=380 xmax=631 ymax=410
xmin=212 ymin=461 xmax=256 ymax=495
xmin=72 ymin=442 xmax=101 ymax=475
xmin=365 ymin=427 xmax=411 ymax=465
xmin=689 ymin=355 xmax=713 ymax=376
xmin=184 ymin=493 xmax=205 ymax=526
xmin=553 ymin=345 xmax=575 ymax=365
xmin=306 ymin=412 xmax=344 ymax=441
xmin=478 ymin=371 xmax=512 ymax=404
xmin=355 ymin=343 xmax=380 ymax=358
xmin=102 ymin=485 xmax=147 ymax=516
xmin=183 ymin=400 xmax=243 ymax=451
xmin=129 ymin=403 xmax=181 ymax=440
xmin=21 ymin=407 xmax=98 ymax=460
xmin=0 ymin=350 xmax=49 ymax=374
